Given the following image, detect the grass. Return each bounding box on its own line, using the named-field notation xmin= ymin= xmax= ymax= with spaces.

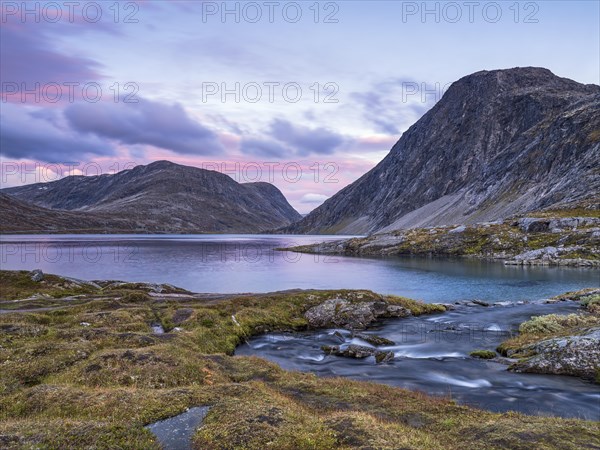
xmin=1 ymin=270 xmax=599 ymax=449
xmin=469 ymin=350 xmax=497 ymax=359
xmin=518 ymin=314 xmax=600 ymax=335
xmin=497 ymin=291 xmax=600 ymax=361
xmin=581 ymin=294 xmax=600 ymax=313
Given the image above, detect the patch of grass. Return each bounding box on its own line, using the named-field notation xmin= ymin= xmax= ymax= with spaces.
xmin=581 ymin=294 xmax=600 ymax=313
xmin=0 ymin=270 xmax=98 ymax=300
xmin=121 ymin=291 xmax=152 ymax=303
xmin=498 ymin=292 xmax=600 ymax=359
xmin=518 ymin=314 xmax=600 ymax=334
xmin=469 ymin=350 xmax=496 ymax=359
xmin=386 ymin=295 xmax=447 ymax=315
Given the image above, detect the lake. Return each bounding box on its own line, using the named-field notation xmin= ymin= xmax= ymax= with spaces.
xmin=0 ymin=234 xmax=598 ymax=302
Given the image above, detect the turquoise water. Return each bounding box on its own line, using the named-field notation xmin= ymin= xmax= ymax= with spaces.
xmin=0 ymin=234 xmax=597 ymax=302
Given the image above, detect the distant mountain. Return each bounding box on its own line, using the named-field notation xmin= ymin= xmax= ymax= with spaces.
xmin=2 ymin=160 xmax=301 ymax=233
xmin=0 ymin=193 xmax=132 ymax=233
xmin=283 ymin=67 xmax=600 ymax=234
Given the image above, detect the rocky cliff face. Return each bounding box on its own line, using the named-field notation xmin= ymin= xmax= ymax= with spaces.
xmin=3 ymin=161 xmax=301 ymax=233
xmin=283 ymin=68 xmax=600 ymax=234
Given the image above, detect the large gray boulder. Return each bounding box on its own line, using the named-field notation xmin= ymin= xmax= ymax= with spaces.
xmin=304 ymin=298 xmax=411 ymax=330
xmin=321 ymin=344 xmax=395 ymax=363
xmin=509 ymin=327 xmax=600 ymax=381
xmin=29 ymin=269 xmax=44 ymax=282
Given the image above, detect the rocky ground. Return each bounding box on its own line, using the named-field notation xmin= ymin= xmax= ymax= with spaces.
xmin=285 ymin=212 xmax=600 ymax=267
xmin=497 ymin=288 xmax=600 ymax=382
xmin=0 ymin=270 xmax=599 ymax=449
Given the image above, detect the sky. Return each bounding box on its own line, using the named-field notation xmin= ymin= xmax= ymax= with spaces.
xmin=1 ymin=0 xmax=599 ymax=213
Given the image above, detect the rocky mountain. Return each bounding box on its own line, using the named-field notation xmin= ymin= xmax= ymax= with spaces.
xmin=0 ymin=193 xmax=135 ymax=233
xmin=283 ymin=67 xmax=600 ymax=234
xmin=2 ymin=160 xmax=301 ymax=233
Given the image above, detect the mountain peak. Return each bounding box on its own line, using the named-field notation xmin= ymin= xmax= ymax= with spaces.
xmin=284 ymin=67 xmax=599 ymax=234
xmin=144 ymin=160 xmax=180 ymax=170
xmin=445 ymin=67 xmax=597 ymax=100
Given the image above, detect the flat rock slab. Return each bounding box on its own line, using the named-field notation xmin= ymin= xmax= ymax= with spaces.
xmin=145 ymin=406 xmax=210 ymax=450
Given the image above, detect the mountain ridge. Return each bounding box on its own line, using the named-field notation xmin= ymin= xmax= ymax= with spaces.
xmin=2 ymin=161 xmax=302 ymax=233
xmin=282 ymin=67 xmax=600 ymax=234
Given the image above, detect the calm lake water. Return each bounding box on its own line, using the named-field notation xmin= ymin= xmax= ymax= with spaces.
xmin=0 ymin=234 xmax=598 ymax=302
xmin=2 ymin=234 xmax=599 ymax=420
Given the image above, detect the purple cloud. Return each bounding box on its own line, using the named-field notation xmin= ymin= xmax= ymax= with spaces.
xmin=239 ymin=137 xmax=290 ymax=158
xmin=64 ymin=98 xmax=225 ymax=155
xmin=0 ymin=103 xmax=115 ymax=161
xmin=268 ymin=119 xmax=345 ymax=156
xmin=0 ymin=22 xmax=104 ymax=94
xmin=351 ymin=78 xmax=438 ymax=135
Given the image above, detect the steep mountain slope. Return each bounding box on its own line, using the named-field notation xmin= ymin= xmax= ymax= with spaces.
xmin=3 ymin=161 xmax=301 ymax=233
xmin=283 ymin=67 xmax=600 ymax=234
xmin=0 ymin=193 xmax=136 ymax=233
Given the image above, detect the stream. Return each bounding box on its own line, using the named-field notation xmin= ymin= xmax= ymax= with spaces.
xmin=237 ymin=299 xmax=600 ymax=420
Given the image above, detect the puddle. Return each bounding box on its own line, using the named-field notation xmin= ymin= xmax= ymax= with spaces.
xmin=146 ymin=406 xmax=210 ymax=450
xmin=151 ymin=323 xmax=165 ymax=334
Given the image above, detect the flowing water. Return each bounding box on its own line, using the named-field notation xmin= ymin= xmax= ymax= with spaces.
xmin=237 ymin=300 xmax=600 ymax=420
xmin=1 ymin=234 xmax=599 ymax=419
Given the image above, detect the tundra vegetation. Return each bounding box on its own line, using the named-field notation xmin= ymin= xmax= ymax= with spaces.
xmin=285 ymin=209 xmax=600 ymax=267
xmin=0 ymin=270 xmax=598 ymax=449
xmin=497 ymin=288 xmax=600 ymax=383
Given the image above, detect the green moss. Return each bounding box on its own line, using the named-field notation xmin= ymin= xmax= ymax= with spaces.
xmin=469 ymin=350 xmax=496 ymax=359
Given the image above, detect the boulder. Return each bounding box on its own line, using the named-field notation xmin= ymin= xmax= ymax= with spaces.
xmin=354 ymin=333 xmax=395 ymax=346
xmin=517 ymin=218 xmax=551 ymax=233
xmin=304 ymin=298 xmax=411 ymax=330
xmin=321 ymin=344 xmax=395 ymax=363
xmin=518 ymin=217 xmax=600 ymax=233
xmin=172 ymin=308 xmax=194 ymax=325
xmin=29 ymin=269 xmax=44 ymax=282
xmin=509 ymin=327 xmax=600 ymax=381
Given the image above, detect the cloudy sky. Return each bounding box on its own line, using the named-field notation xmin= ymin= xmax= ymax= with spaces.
xmin=1 ymin=0 xmax=598 ymax=213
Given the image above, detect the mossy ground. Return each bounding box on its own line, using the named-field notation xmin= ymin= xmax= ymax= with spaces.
xmin=497 ymin=288 xmax=600 ymax=360
xmin=1 ymin=271 xmax=598 ymax=449
xmin=469 ymin=350 xmax=497 ymax=359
